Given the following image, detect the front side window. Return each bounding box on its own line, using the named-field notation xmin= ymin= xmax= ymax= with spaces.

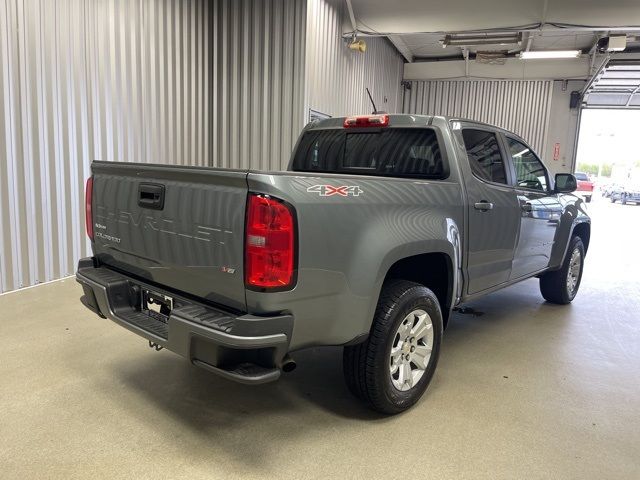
xmin=461 ymin=129 xmax=507 ymax=184
xmin=507 ymin=137 xmax=548 ymax=191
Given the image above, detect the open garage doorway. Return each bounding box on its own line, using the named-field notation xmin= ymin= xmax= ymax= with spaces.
xmin=576 ymin=109 xmax=640 ymax=204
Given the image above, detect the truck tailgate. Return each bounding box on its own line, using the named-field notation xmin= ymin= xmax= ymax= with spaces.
xmin=91 ymin=162 xmax=248 ymax=311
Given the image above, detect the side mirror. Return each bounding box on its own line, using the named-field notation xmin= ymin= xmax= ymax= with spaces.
xmin=555 ymin=173 xmax=577 ymax=193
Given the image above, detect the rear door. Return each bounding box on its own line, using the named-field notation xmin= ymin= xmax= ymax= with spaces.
xmin=457 ymin=126 xmax=520 ymax=295
xmin=91 ymin=162 xmax=248 ymax=311
xmin=502 ymin=135 xmax=562 ymax=279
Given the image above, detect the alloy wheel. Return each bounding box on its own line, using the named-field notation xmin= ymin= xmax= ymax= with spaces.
xmin=389 ymin=309 xmax=434 ymax=391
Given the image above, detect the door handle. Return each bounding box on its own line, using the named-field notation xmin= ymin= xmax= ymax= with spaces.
xmin=474 ymin=201 xmax=494 ymax=211
xmin=138 ymin=183 xmax=165 ymax=210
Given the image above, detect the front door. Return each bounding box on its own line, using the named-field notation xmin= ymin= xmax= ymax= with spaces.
xmin=503 ymin=135 xmax=562 ymax=279
xmin=458 ymin=127 xmax=520 ymax=295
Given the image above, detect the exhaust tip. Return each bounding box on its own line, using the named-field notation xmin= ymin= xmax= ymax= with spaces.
xmin=281 ymin=354 xmax=297 ymax=373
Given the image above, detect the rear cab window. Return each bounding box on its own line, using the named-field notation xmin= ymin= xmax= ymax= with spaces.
xmin=292 ymin=128 xmax=448 ymax=179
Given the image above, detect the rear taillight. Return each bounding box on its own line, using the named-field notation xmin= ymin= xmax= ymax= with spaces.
xmin=85 ymin=177 xmax=93 ymax=240
xmin=245 ymin=193 xmax=296 ymax=290
xmin=343 ymin=114 xmax=389 ymax=128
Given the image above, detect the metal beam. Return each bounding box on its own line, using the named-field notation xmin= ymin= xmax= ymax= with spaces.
xmin=581 ymin=54 xmax=610 ymax=95
xmin=344 ymin=0 xmax=357 ymax=34
xmin=404 ymin=57 xmax=591 ymax=81
xmin=463 ymin=47 xmax=469 ymax=77
xmin=525 ymin=32 xmax=534 ymax=52
xmin=588 ymin=35 xmax=602 ymax=75
xmin=387 ymin=35 xmax=413 ymax=62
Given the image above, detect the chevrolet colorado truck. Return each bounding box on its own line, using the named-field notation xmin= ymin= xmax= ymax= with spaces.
xmin=77 ymin=114 xmax=590 ymax=414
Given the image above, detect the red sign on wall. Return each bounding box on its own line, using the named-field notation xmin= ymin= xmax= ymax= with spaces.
xmin=553 ymin=143 xmax=561 ymax=161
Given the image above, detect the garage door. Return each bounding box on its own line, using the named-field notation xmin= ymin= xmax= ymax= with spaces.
xmin=582 ymin=60 xmax=640 ymax=109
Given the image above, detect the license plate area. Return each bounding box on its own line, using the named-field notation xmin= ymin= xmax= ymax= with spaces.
xmin=142 ymin=289 xmax=173 ymax=323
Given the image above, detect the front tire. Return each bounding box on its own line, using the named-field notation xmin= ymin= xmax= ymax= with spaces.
xmin=343 ymin=280 xmax=443 ymax=414
xmin=539 ymin=236 xmax=585 ymax=304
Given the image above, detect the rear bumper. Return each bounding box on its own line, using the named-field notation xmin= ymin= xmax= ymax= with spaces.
xmin=75 ymin=258 xmax=293 ymax=384
xmin=576 ymin=190 xmax=593 ymax=197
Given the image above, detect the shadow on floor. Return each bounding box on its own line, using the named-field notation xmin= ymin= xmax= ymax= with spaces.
xmin=74 ymin=279 xmax=573 ymax=466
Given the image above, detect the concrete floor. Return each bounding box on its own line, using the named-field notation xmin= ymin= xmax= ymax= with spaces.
xmin=1 ymin=197 xmax=639 ymax=479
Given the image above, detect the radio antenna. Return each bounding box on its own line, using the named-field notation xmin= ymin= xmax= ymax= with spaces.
xmin=366 ymin=88 xmax=378 ymax=114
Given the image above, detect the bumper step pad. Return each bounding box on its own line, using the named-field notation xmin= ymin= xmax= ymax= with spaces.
xmin=122 ymin=311 xmax=169 ymax=339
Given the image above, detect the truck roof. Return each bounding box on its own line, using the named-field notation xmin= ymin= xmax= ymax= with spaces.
xmin=307 ymin=114 xmax=527 ymax=143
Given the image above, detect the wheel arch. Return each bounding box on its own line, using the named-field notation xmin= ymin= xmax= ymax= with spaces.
xmin=572 ymin=222 xmax=591 ymax=253
xmin=548 ymin=200 xmax=591 ymax=270
xmin=382 ymin=252 xmax=455 ymax=329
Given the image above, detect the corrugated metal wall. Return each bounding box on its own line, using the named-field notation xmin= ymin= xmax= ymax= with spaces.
xmin=305 ymin=0 xmax=404 ymax=119
xmin=211 ymin=0 xmax=306 ymax=171
xmin=402 ymin=80 xmax=553 ymax=155
xmin=0 ymin=0 xmax=215 ymax=293
xmin=0 ymin=0 xmax=309 ymax=294
xmin=85 ymin=0 xmax=211 ymax=168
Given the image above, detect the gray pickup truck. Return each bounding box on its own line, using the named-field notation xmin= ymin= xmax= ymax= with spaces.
xmin=77 ymin=114 xmax=590 ymax=414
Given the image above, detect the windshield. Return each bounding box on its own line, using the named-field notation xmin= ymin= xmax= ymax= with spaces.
xmin=574 ymin=172 xmax=589 ymax=181
xmin=292 ymin=128 xmax=447 ymax=179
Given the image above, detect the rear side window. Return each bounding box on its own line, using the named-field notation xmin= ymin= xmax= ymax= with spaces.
xmin=292 ymin=128 xmax=447 ymax=179
xmin=461 ymin=129 xmax=507 ymax=184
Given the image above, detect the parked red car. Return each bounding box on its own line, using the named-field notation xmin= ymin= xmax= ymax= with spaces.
xmin=574 ymin=172 xmax=594 ymax=203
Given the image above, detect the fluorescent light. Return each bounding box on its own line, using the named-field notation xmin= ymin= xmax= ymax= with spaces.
xmin=520 ymin=50 xmax=581 ymax=59
xmin=442 ymin=33 xmax=522 ymax=48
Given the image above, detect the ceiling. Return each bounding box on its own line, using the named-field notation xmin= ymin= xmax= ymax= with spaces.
xmin=345 ymin=0 xmax=640 ymax=62
xmin=345 ymin=0 xmax=640 ymax=106
xmin=346 ymin=0 xmax=640 ymax=36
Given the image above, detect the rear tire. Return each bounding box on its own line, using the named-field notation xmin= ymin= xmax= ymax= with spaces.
xmin=611 ymin=196 xmax=616 ymax=203
xmin=343 ymin=280 xmax=443 ymax=415
xmin=585 ymin=195 xmax=592 ymax=203
xmin=539 ymin=236 xmax=585 ymax=304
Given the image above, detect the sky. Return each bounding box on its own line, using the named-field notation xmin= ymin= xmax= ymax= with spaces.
xmin=576 ymin=109 xmax=640 ymax=168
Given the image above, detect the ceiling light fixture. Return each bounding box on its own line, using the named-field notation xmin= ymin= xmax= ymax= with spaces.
xmin=441 ymin=33 xmax=522 ymax=48
xmin=520 ymin=50 xmax=581 ymax=59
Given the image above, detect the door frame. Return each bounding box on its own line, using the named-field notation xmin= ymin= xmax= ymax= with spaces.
xmin=454 ymin=122 xmax=520 ymax=297
xmin=498 ymin=131 xmax=563 ymax=280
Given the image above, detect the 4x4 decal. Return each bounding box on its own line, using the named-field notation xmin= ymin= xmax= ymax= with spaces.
xmin=307 ymin=185 xmax=363 ymax=197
